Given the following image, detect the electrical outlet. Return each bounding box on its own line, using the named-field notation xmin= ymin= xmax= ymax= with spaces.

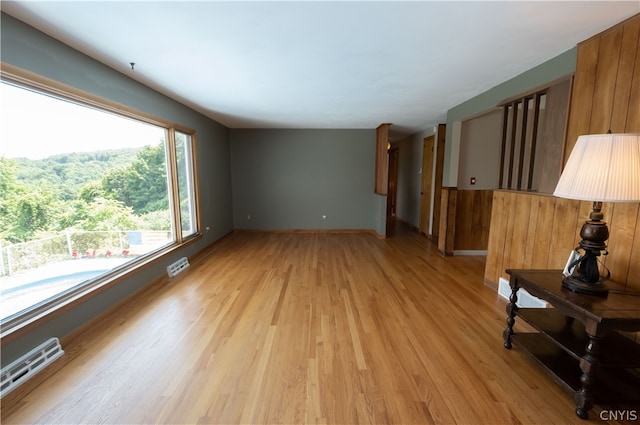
xmin=322 ymin=215 xmax=327 ymax=220
xmin=247 ymin=214 xmax=251 ymax=220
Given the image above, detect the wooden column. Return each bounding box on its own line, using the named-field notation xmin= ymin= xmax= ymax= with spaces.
xmin=375 ymin=123 xmax=390 ymax=195
xmin=438 ymin=187 xmax=457 ymax=256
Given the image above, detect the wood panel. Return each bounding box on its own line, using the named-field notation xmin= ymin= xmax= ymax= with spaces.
xmin=438 ymin=187 xmax=456 ymax=255
xmin=485 ymin=191 xmax=508 ymax=286
xmin=564 ymin=36 xmax=600 ymax=158
xmin=374 ymin=123 xmax=390 ymax=195
xmin=604 ymin=203 xmax=640 ymax=284
xmin=589 ymin=25 xmax=624 ymax=133
xmin=419 ymin=137 xmax=434 ymax=235
xmin=629 ymin=210 xmax=640 ymax=292
xmin=485 ymin=191 xmax=640 ymax=292
xmin=537 ymin=79 xmax=571 ymax=194
xmin=565 ymin=13 xmax=640 ymax=160
xmin=453 ymin=190 xmax=493 ymax=251
xmin=626 ymin=17 xmax=640 ymax=131
xmin=530 ymin=196 xmax=555 ymax=268
xmin=611 ymin=16 xmax=640 ymax=131
xmin=431 ymin=124 xmax=446 ymax=240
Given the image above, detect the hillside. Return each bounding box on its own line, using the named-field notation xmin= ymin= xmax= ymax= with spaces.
xmin=12 ymin=148 xmax=142 ymax=200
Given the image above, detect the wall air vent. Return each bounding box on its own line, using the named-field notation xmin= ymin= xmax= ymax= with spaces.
xmin=167 ymin=256 xmax=190 ymax=277
xmin=1 ymin=337 xmax=64 ymax=398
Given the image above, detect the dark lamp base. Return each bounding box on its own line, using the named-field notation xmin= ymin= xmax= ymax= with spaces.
xmin=562 ymin=275 xmax=609 ymax=297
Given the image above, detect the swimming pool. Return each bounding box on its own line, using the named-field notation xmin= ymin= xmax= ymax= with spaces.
xmin=0 ymin=258 xmax=129 ymax=322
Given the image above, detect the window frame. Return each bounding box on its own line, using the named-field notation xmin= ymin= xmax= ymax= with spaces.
xmin=0 ymin=63 xmax=202 ymax=342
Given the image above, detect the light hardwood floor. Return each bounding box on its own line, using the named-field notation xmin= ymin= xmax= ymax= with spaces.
xmin=1 ymin=223 xmax=634 ymax=424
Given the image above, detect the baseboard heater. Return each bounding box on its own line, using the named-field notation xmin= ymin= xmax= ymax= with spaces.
xmin=498 ymin=277 xmax=548 ymax=308
xmin=167 ymin=256 xmax=190 ymax=277
xmin=1 ymin=338 xmax=64 ymax=398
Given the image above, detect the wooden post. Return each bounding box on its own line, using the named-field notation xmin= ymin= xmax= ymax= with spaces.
xmin=375 ymin=124 xmax=390 ymax=195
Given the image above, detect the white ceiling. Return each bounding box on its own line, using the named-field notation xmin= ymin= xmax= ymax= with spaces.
xmin=2 ymin=1 xmax=639 ymax=138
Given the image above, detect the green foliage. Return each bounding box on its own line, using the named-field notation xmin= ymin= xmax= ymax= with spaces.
xmin=79 ymin=197 xmax=142 ymax=231
xmin=139 ymin=210 xmax=171 ymax=230
xmin=102 ymin=144 xmax=168 ymax=214
xmin=12 ymin=148 xmax=141 ymax=200
xmin=1 ymin=144 xmax=172 ymax=247
xmin=79 ymin=181 xmax=106 ymax=203
xmin=13 ymin=186 xmax=59 ymax=240
xmin=0 ymin=158 xmax=19 ymax=240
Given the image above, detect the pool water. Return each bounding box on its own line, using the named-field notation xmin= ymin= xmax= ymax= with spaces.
xmin=0 ymin=258 xmax=129 ymax=322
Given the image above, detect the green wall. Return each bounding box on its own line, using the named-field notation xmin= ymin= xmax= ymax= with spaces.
xmin=1 ymin=13 xmax=234 ymax=367
xmin=230 ymin=129 xmax=379 ymax=231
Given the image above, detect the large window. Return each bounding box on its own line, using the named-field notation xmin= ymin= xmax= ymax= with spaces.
xmin=0 ymin=74 xmax=199 ymax=329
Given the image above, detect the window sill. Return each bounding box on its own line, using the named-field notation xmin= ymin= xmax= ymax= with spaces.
xmin=0 ymin=233 xmax=202 ymax=344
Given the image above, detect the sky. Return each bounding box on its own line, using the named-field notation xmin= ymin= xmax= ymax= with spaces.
xmin=0 ymin=82 xmax=165 ymax=160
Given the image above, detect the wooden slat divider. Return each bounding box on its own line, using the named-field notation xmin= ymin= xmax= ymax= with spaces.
xmin=499 ymin=105 xmax=509 ymax=188
xmin=527 ymin=93 xmax=542 ymax=190
xmin=507 ymin=101 xmax=519 ymax=189
xmin=517 ymin=97 xmax=530 ymax=189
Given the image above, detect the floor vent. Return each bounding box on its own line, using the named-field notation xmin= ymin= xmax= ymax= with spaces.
xmin=167 ymin=256 xmax=190 ymax=277
xmin=1 ymin=338 xmax=64 ymax=398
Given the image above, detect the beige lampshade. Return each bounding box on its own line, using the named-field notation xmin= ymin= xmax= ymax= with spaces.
xmin=553 ymin=133 xmax=640 ymax=202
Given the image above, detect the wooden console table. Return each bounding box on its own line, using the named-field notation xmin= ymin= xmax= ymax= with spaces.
xmin=503 ymin=269 xmax=640 ymax=419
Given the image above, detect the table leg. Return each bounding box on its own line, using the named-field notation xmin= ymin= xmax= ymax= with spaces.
xmin=575 ymin=334 xmax=601 ymax=419
xmin=503 ymin=284 xmax=518 ymax=349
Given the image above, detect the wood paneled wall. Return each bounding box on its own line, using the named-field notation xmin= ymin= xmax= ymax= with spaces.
xmin=565 ymin=13 xmax=640 ymax=158
xmin=484 ymin=190 xmax=640 ymax=292
xmin=438 ymin=188 xmax=493 ymax=255
xmin=454 ymin=190 xmax=493 ymax=251
xmin=485 ymin=14 xmax=640 ymax=291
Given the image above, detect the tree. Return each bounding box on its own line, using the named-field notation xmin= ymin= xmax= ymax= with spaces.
xmin=79 ymin=197 xmax=141 ymax=231
xmin=79 ymin=180 xmax=106 ymax=204
xmin=102 ymin=144 xmax=168 ymax=214
xmin=0 ymin=158 xmax=19 ymax=240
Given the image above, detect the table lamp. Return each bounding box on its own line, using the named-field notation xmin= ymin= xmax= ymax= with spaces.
xmin=553 ymin=133 xmax=640 ymax=296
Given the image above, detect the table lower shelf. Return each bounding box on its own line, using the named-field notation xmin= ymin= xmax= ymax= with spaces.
xmin=517 ymin=308 xmax=640 ymax=367
xmin=511 ymin=333 xmax=640 ymax=404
